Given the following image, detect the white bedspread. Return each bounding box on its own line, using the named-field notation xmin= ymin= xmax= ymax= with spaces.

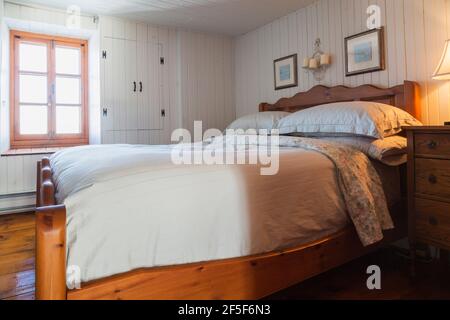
xmin=51 ymin=142 xmax=352 ymax=283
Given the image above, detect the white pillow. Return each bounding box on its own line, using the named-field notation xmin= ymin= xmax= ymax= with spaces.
xmin=227 ymin=112 xmax=290 ymax=132
xmin=277 ymin=101 xmax=422 ymax=139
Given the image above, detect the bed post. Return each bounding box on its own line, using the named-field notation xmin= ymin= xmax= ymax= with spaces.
xmin=404 ymin=80 xmax=421 ymax=121
xmin=35 ymin=158 xmax=67 ymax=300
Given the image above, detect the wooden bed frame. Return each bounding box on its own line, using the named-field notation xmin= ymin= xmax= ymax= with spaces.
xmin=35 ymin=81 xmax=421 ymax=300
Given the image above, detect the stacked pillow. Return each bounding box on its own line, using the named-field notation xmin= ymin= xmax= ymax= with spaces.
xmin=227 ymin=111 xmax=290 ymax=131
xmin=276 ymin=101 xmax=422 ymax=139
xmin=226 ymin=101 xmax=423 ymax=165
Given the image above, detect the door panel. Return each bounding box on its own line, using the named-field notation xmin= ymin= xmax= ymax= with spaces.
xmin=147 ymin=42 xmax=162 ymax=130
xmin=101 ymin=28 xmax=165 ymax=143
xmin=137 ymin=38 xmax=149 ymax=130
xmin=126 ymin=40 xmax=138 ymax=130
xmin=112 ymin=38 xmax=127 ymax=131
xmin=102 ymin=130 xmax=114 ymax=144
xmin=126 ymin=130 xmax=139 ymax=144
xmin=101 ymin=37 xmax=113 ymax=131
xmin=137 ymin=40 xmax=163 ymax=130
xmin=113 ymin=130 xmax=127 ymax=144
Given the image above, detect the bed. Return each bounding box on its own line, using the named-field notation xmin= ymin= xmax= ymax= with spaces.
xmin=35 ymin=81 xmax=421 ymax=300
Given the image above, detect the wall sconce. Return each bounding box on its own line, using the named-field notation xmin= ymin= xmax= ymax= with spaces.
xmin=302 ymin=38 xmax=331 ymax=81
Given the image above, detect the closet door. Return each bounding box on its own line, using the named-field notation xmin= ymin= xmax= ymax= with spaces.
xmin=111 ymin=38 xmax=127 ymax=132
xmin=125 ymin=40 xmax=138 ymax=143
xmin=137 ymin=40 xmax=163 ymax=130
xmin=101 ymin=22 xmax=164 ymax=144
xmin=102 ymin=38 xmax=139 ymax=143
xmin=137 ymin=36 xmax=149 ymax=130
xmin=101 ymin=37 xmax=113 ymax=134
xmin=147 ymin=42 xmax=163 ymax=130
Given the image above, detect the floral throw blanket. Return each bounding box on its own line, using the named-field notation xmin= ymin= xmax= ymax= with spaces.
xmin=212 ymin=135 xmax=394 ymax=246
xmin=278 ymin=136 xmax=394 ymax=246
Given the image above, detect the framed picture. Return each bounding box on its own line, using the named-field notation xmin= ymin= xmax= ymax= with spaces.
xmin=274 ymin=54 xmax=298 ymax=90
xmin=345 ymin=28 xmax=385 ymax=77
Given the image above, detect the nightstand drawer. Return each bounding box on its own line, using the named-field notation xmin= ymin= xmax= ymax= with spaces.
xmin=415 ymin=198 xmax=450 ymax=248
xmin=415 ymin=133 xmax=450 ymax=158
xmin=415 ymin=158 xmax=450 ymax=199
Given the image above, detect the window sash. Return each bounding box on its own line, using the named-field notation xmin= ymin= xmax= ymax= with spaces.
xmin=10 ymin=30 xmax=89 ymax=149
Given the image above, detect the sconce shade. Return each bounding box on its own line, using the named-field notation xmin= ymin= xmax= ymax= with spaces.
xmin=320 ymin=54 xmax=330 ymax=65
xmin=302 ymin=58 xmax=310 ymax=68
xmin=433 ymin=40 xmax=450 ymax=80
xmin=309 ymin=58 xmax=318 ymax=69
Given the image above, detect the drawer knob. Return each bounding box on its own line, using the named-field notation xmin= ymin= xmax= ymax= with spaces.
xmin=428 ymin=174 xmax=438 ymax=184
xmin=429 ymin=217 xmax=438 ymax=226
xmin=427 ymin=140 xmax=437 ymax=149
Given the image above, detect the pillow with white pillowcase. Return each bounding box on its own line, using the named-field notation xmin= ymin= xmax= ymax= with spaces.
xmin=277 ymin=101 xmax=422 ymax=139
xmin=227 ymin=111 xmax=290 ymax=132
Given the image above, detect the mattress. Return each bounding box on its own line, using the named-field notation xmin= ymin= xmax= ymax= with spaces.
xmin=50 ymin=137 xmax=398 ymax=283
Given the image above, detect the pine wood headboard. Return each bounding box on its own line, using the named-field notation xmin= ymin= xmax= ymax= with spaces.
xmin=259 ymin=81 xmax=421 ymax=121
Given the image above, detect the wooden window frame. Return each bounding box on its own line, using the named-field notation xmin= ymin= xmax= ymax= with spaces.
xmin=10 ymin=30 xmax=89 ymax=149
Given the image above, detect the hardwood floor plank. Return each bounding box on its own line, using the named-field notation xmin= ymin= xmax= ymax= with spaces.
xmin=0 ymin=250 xmax=35 ymax=276
xmin=0 ymin=213 xmax=36 ymax=300
xmin=267 ymin=248 xmax=450 ymax=300
xmin=0 ymin=227 xmax=35 ymax=257
xmin=4 ymin=291 xmax=35 ymax=300
xmin=0 ymin=270 xmax=35 ymax=299
xmin=0 ymin=213 xmax=35 ymax=233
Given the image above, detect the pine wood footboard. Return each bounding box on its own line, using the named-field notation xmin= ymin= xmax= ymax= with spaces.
xmin=35 ymin=158 xmax=67 ymax=300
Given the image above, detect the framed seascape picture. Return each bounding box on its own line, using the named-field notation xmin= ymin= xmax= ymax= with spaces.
xmin=274 ymin=54 xmax=298 ymax=90
xmin=345 ymin=28 xmax=385 ymax=77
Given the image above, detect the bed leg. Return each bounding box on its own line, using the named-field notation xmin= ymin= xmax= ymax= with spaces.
xmin=35 ymin=205 xmax=67 ymax=300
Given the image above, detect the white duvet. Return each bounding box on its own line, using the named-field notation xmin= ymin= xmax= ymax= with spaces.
xmin=51 ymin=143 xmax=350 ymax=283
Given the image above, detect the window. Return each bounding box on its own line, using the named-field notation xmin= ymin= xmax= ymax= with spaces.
xmin=10 ymin=30 xmax=88 ymax=149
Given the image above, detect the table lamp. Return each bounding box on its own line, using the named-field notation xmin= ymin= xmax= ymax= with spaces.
xmin=433 ymin=39 xmax=450 ymax=125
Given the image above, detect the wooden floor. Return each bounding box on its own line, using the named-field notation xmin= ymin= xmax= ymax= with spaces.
xmin=0 ymin=212 xmax=35 ymax=300
xmin=267 ymin=248 xmax=450 ymax=300
xmin=0 ymin=212 xmax=449 ymax=300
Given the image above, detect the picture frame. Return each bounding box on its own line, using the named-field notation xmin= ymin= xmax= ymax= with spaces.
xmin=345 ymin=28 xmax=385 ymax=77
xmin=273 ymin=54 xmax=298 ymax=90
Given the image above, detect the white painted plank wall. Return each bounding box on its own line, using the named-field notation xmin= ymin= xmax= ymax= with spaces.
xmin=0 ymin=154 xmax=42 ymax=195
xmin=234 ymin=0 xmax=450 ymax=125
xmin=178 ymin=30 xmax=235 ymax=135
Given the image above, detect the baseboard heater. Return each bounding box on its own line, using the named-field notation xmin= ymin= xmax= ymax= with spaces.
xmin=0 ymin=192 xmax=36 ymax=215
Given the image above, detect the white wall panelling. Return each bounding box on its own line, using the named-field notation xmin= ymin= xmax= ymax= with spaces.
xmin=0 ymin=153 xmax=43 ymax=194
xmin=234 ymin=0 xmax=450 ymax=125
xmin=178 ymin=30 xmax=235 ymax=135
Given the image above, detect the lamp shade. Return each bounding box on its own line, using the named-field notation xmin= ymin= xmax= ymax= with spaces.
xmin=433 ymin=40 xmax=450 ymax=80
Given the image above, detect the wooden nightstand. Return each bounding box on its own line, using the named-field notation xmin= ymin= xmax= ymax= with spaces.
xmin=404 ymin=126 xmax=450 ymax=275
